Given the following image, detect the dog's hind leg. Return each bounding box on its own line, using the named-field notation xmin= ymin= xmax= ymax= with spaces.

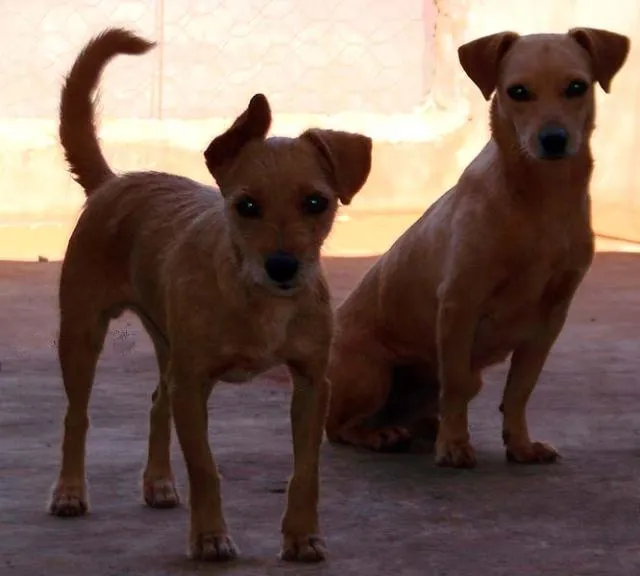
xmin=390 ymin=363 xmax=441 ymax=453
xmin=142 ymin=331 xmax=180 ymax=509
xmin=325 ymin=343 xmax=411 ymax=452
xmin=48 ymin=302 xmax=109 ymax=517
xmin=345 ymin=361 xmax=441 ymax=454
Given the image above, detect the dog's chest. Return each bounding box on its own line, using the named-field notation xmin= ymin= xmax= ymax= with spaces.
xmin=473 ymin=256 xmax=589 ymax=366
xmin=216 ymin=304 xmax=296 ymax=384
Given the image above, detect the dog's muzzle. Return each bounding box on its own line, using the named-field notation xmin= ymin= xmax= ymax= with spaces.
xmin=264 ymin=251 xmax=300 ymax=289
xmin=537 ymin=124 xmax=569 ymax=160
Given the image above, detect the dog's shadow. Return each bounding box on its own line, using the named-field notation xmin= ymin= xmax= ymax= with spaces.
xmin=321 ymin=440 xmax=582 ymax=521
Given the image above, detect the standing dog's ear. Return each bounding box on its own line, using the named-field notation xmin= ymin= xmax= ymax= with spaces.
xmin=204 ymin=93 xmax=272 ymax=184
xmin=458 ymin=32 xmax=520 ymax=100
xmin=302 ymin=129 xmax=372 ymax=206
xmin=568 ymin=27 xmax=630 ymax=93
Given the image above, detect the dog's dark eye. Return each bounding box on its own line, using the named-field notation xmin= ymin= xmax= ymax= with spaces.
xmin=565 ymin=80 xmax=588 ymax=98
xmin=506 ymin=84 xmax=531 ymax=102
xmin=234 ymin=196 xmax=261 ymax=219
xmin=301 ymin=193 xmax=330 ymax=215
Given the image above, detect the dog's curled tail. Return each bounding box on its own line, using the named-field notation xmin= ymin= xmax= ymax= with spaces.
xmin=59 ymin=28 xmax=155 ymax=195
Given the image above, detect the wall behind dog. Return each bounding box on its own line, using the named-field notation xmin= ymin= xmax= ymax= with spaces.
xmin=0 ymin=0 xmax=638 ymax=260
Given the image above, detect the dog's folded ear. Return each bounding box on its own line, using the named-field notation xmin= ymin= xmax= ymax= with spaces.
xmin=458 ymin=32 xmax=520 ymax=100
xmin=568 ymin=27 xmax=630 ymax=93
xmin=204 ymin=93 xmax=272 ymax=184
xmin=301 ymin=129 xmax=373 ymax=206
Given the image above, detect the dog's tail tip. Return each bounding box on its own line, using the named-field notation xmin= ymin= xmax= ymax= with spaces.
xmin=249 ymin=93 xmax=268 ymax=106
xmin=94 ymin=27 xmax=157 ymax=55
xmin=59 ymin=27 xmax=155 ymax=196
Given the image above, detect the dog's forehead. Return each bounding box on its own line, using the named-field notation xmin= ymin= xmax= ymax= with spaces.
xmin=229 ymin=136 xmax=326 ymax=191
xmin=242 ymin=135 xmax=318 ymax=165
xmin=264 ymin=136 xmax=296 ymax=147
xmin=500 ymin=34 xmax=592 ymax=83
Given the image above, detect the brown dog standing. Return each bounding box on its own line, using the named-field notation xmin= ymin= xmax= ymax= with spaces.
xmin=325 ymin=28 xmax=629 ymax=467
xmin=47 ymin=28 xmax=372 ymax=562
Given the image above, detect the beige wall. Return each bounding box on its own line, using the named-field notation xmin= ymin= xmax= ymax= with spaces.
xmin=0 ymin=0 xmax=638 ymax=261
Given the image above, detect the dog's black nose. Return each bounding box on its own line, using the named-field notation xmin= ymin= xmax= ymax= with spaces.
xmin=538 ymin=125 xmax=568 ymax=159
xmin=264 ymin=251 xmax=300 ymax=284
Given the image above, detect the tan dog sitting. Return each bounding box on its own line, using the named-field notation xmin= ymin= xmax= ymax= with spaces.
xmin=47 ymin=28 xmax=372 ymax=563
xmin=325 ymin=28 xmax=629 ymax=468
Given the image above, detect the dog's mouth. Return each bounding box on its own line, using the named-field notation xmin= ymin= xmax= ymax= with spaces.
xmin=527 ymin=144 xmax=574 ymax=162
xmin=258 ymin=279 xmax=301 ymax=297
xmin=274 ymin=281 xmax=296 ymax=293
xmin=539 ymin=151 xmax=568 ymax=161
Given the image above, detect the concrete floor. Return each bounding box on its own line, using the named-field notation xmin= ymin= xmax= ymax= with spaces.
xmin=1 ymin=252 xmax=639 ymax=575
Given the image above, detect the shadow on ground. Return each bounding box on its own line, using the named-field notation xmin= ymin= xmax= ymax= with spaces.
xmin=0 ymin=253 xmax=639 ymax=575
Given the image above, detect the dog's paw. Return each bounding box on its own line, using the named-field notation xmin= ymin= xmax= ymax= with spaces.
xmin=189 ymin=533 xmax=239 ymax=562
xmin=338 ymin=426 xmax=412 ymax=452
xmin=369 ymin=426 xmax=413 ymax=452
xmin=48 ymin=481 xmax=88 ymax=517
xmin=143 ymin=477 xmax=180 ymax=509
xmin=435 ymin=438 xmax=477 ymax=468
xmin=279 ymin=534 xmax=327 ymax=563
xmin=506 ymin=441 xmax=559 ymax=464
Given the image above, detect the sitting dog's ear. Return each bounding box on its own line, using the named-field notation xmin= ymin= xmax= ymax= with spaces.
xmin=568 ymin=27 xmax=630 ymax=93
xmin=204 ymin=93 xmax=272 ymax=184
xmin=458 ymin=32 xmax=520 ymax=100
xmin=302 ymin=129 xmax=372 ymax=206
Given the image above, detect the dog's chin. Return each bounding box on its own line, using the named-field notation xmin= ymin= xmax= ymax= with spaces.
xmin=522 ymin=146 xmax=572 ymax=163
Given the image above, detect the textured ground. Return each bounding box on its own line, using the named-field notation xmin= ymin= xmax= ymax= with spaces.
xmin=1 ymin=252 xmax=639 ymax=576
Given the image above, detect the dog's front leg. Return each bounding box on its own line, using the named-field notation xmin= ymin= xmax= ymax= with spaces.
xmin=435 ymin=296 xmax=483 ymax=468
xmin=279 ymin=360 xmax=330 ymax=563
xmin=500 ymin=301 xmax=573 ymax=465
xmin=169 ymin=361 xmax=238 ymax=562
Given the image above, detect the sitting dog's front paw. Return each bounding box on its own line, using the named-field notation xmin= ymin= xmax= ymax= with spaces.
xmin=143 ymin=477 xmax=180 ymax=509
xmin=279 ymin=534 xmax=327 ymax=563
xmin=48 ymin=480 xmax=88 ymax=517
xmin=189 ymin=532 xmax=239 ymax=562
xmin=506 ymin=440 xmax=559 ymax=464
xmin=435 ymin=438 xmax=477 ymax=468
